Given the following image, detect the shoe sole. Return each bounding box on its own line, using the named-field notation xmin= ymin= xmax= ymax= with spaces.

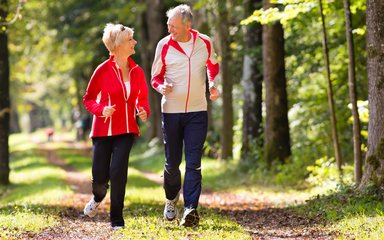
xmin=85 ymin=212 xmax=97 ymax=218
xmin=164 ymin=216 xmax=176 ymax=221
xmin=181 ymin=213 xmax=199 ymax=227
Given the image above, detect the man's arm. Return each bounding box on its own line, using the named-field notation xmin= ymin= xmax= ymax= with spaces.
xmin=206 ymin=37 xmax=220 ymax=101
xmin=151 ymin=41 xmax=168 ymax=94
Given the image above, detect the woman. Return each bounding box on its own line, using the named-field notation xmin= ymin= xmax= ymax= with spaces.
xmin=83 ymin=23 xmax=150 ymax=229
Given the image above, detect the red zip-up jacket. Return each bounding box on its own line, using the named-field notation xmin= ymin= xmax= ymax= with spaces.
xmin=83 ymin=56 xmax=150 ymax=137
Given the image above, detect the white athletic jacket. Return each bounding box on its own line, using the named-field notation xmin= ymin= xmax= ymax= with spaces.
xmin=151 ymin=29 xmax=219 ymax=113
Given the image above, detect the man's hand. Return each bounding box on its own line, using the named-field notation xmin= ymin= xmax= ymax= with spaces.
xmin=161 ymin=83 xmax=173 ymax=95
xmin=209 ymin=86 xmax=220 ymax=101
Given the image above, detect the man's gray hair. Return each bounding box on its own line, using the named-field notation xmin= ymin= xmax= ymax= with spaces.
xmin=166 ymin=4 xmax=193 ymax=25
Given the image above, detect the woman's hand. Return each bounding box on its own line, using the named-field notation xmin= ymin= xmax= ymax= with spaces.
xmin=136 ymin=107 xmax=147 ymax=122
xmin=102 ymin=104 xmax=116 ymax=122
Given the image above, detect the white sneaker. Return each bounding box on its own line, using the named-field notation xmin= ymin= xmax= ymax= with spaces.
xmin=112 ymin=226 xmax=125 ymax=231
xmin=163 ymin=193 xmax=180 ymax=221
xmin=84 ymin=198 xmax=100 ymax=217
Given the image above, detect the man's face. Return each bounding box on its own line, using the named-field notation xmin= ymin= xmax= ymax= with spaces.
xmin=167 ymin=15 xmax=190 ymax=42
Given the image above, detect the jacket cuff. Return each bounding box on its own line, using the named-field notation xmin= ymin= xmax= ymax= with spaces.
xmin=208 ymin=81 xmax=216 ymax=89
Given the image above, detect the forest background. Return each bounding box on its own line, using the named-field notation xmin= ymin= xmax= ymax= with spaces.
xmin=2 ymin=0 xmax=371 ymax=187
xmin=1 ymin=0 xmax=384 ymax=238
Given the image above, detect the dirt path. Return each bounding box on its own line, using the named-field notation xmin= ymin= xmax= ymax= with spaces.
xmin=23 ymin=142 xmax=335 ymax=239
xmin=29 ymin=144 xmax=114 ymax=240
xmin=141 ymin=172 xmax=335 ymax=240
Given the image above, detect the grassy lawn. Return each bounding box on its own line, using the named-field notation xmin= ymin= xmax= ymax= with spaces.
xmin=1 ymin=132 xmax=251 ymax=239
xmin=2 ymin=131 xmax=384 ymax=239
xmin=0 ymin=132 xmax=72 ymax=239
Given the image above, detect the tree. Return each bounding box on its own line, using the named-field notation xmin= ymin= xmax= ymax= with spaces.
xmin=138 ymin=0 xmax=166 ymax=142
xmin=0 ymin=0 xmax=10 ymax=185
xmin=318 ymin=0 xmax=342 ymax=174
xmin=241 ymin=0 xmax=263 ymax=162
xmin=217 ymin=0 xmax=233 ymax=160
xmin=343 ymin=0 xmax=362 ymax=185
xmin=359 ymin=0 xmax=384 ymax=189
xmin=263 ymin=0 xmax=291 ymax=165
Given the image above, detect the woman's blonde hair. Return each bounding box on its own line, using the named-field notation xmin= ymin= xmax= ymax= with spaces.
xmin=102 ymin=23 xmax=134 ymax=53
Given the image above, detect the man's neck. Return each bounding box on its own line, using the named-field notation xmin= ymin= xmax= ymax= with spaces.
xmin=178 ymin=32 xmax=192 ymax=43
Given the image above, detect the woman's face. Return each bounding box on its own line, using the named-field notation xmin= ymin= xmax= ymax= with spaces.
xmin=117 ymin=33 xmax=137 ymax=57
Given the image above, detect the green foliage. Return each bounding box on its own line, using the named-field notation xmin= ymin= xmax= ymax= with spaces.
xmin=306 ymin=157 xmax=354 ymax=188
xmin=9 ymin=0 xmax=148 ymax=132
xmin=282 ymin=0 xmax=367 ymax=166
xmin=238 ymin=0 xmax=368 ymax=169
xmin=241 ymin=1 xmax=316 ymax=26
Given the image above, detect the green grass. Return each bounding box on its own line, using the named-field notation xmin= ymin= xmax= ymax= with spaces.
xmin=292 ymin=185 xmax=384 ymax=239
xmin=1 ymin=133 xmax=73 ymax=239
xmin=4 ymin=132 xmax=384 ymax=239
xmin=3 ymin=132 xmax=251 ymax=239
xmin=0 ymin=205 xmax=61 ymax=239
xmin=118 ymin=207 xmax=249 ymax=239
xmin=129 ymin=140 xmax=384 ymax=239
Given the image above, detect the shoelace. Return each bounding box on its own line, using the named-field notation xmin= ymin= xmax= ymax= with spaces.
xmin=166 ymin=200 xmax=175 ymax=212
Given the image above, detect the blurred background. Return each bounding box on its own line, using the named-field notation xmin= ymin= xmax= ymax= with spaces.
xmin=2 ymin=0 xmax=368 ymax=185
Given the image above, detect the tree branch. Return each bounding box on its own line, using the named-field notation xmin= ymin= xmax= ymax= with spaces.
xmin=0 ymin=0 xmax=25 ymax=26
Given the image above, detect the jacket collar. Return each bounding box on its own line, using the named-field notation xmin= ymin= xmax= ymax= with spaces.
xmin=168 ymin=29 xmax=198 ymax=55
xmin=109 ymin=55 xmax=137 ymax=69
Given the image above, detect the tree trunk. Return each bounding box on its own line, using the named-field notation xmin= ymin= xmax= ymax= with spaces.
xmin=10 ymin=104 xmax=20 ymax=133
xmin=262 ymin=0 xmax=291 ymax=166
xmin=140 ymin=0 xmax=166 ymax=142
xmin=359 ymin=0 xmax=384 ymax=189
xmin=318 ymin=0 xmax=342 ymax=174
xmin=343 ymin=0 xmax=363 ymax=185
xmin=241 ymin=0 xmax=263 ymax=162
xmin=0 ymin=0 xmax=10 ymax=185
xmin=217 ymin=0 xmax=233 ymax=160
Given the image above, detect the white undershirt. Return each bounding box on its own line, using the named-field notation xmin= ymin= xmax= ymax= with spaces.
xmin=178 ymin=35 xmax=193 ymax=57
xmin=125 ymin=81 xmax=130 ymax=98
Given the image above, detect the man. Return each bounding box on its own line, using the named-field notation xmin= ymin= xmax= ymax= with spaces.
xmin=151 ymin=4 xmax=220 ymax=227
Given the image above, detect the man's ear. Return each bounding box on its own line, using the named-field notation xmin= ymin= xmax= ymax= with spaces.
xmin=186 ymin=21 xmax=192 ymax=30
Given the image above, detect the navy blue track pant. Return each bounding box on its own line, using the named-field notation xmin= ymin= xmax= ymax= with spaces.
xmin=91 ymin=133 xmax=134 ymax=227
xmin=162 ymin=111 xmax=208 ymax=209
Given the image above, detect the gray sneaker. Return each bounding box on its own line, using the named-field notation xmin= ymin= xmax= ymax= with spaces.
xmin=163 ymin=193 xmax=180 ymax=221
xmin=84 ymin=198 xmax=101 ymax=218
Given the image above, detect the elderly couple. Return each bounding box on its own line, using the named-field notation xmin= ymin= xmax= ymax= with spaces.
xmin=81 ymin=4 xmax=220 ymax=230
